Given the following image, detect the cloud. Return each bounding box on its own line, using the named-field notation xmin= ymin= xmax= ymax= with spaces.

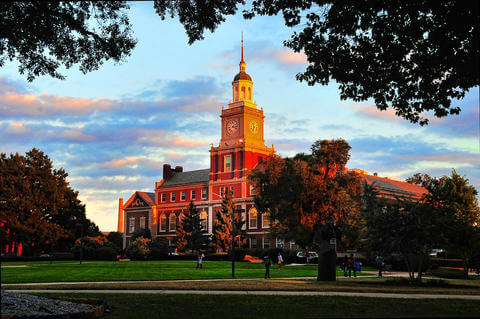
xmin=4 ymin=122 xmax=31 ymax=135
xmin=273 ymin=50 xmax=308 ymax=66
xmin=348 ymin=88 xmax=479 ymax=137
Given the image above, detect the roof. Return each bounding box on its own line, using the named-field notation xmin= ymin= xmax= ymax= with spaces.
xmin=123 ymin=191 xmax=155 ymax=209
xmin=161 ymin=168 xmax=210 ymax=187
xmin=361 ymin=174 xmax=427 ymax=200
xmin=234 ymin=71 xmax=252 ymax=81
xmin=138 ymin=191 xmax=155 ymax=205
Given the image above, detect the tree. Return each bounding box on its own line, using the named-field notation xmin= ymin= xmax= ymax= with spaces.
xmin=0 ymin=148 xmax=99 ymax=255
xmin=212 ymin=189 xmax=246 ymax=278
xmin=365 ymin=195 xmax=441 ymax=281
xmin=131 ymin=227 xmax=151 ymax=241
xmin=106 ymin=231 xmax=123 ymax=251
xmin=4 ymin=2 xmax=476 ymax=123
xmin=176 ymin=201 xmax=209 ymax=253
xmin=418 ymin=170 xmax=480 ymax=278
xmin=249 ymin=139 xmax=363 ymax=281
xmin=0 ymin=1 xmax=136 ymax=81
xmin=125 ymin=236 xmax=150 ymax=260
xmin=155 ymin=1 xmax=478 ymax=125
xmin=148 ymin=237 xmax=170 ymax=260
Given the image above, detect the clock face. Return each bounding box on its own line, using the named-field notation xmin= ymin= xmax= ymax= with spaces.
xmin=226 ymin=119 xmax=239 ymax=136
xmin=249 ymin=120 xmax=258 ymax=134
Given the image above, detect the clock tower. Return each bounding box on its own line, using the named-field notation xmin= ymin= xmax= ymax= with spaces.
xmin=209 ymin=38 xmax=275 ymax=200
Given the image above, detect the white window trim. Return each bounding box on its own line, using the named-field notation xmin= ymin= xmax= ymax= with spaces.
xmin=161 ymin=193 xmax=166 ymax=203
xmin=140 ymin=216 xmax=146 ymax=229
xmin=249 ymin=208 xmax=257 ymax=229
xmin=263 ymin=237 xmax=270 ymax=249
xmin=201 ymin=188 xmax=207 ymax=200
xmin=129 ymin=217 xmax=135 ymax=233
xmin=160 ymin=215 xmax=167 ymax=232
xmin=191 ymin=190 xmax=196 ymax=200
xmin=276 ymin=238 xmax=284 ymax=248
xmin=169 ymin=214 xmax=176 ymax=232
xmin=200 ymin=211 xmax=207 ymax=230
xmin=181 ymin=191 xmax=185 ymax=201
xmin=171 ymin=192 xmax=176 ymax=202
xmin=250 ymin=237 xmax=257 ymax=248
xmin=261 ymin=212 xmax=270 ymax=229
xmin=224 ymin=155 xmax=231 ymax=172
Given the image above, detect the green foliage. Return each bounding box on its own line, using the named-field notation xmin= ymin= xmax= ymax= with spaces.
xmin=148 ymin=237 xmax=170 ymax=260
xmin=106 ymin=231 xmax=123 ymax=251
xmin=249 ymin=139 xmax=362 ymax=249
xmin=94 ymin=246 xmax=118 ymax=261
xmin=0 ymin=148 xmax=99 ymax=255
xmin=131 ymin=228 xmax=151 ymax=241
xmin=212 ymin=189 xmax=246 ymax=251
xmin=0 ymin=2 xmax=137 ymax=81
xmin=125 ymin=237 xmax=151 ymax=260
xmin=366 ymin=198 xmax=441 ymax=281
xmin=176 ymin=201 xmax=209 ymax=252
xmin=410 ymin=169 xmax=480 ymax=278
xmin=155 ymin=1 xmax=478 ymax=124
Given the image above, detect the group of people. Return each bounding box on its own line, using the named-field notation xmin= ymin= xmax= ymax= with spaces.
xmin=340 ymin=253 xmax=357 ymax=277
xmin=263 ymin=252 xmax=283 ymax=279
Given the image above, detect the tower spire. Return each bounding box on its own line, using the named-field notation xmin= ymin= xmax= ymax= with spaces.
xmin=241 ymin=32 xmax=244 ymax=62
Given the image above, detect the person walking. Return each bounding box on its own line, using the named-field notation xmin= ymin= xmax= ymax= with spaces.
xmin=196 ymin=252 xmax=204 ymax=269
xmin=342 ymin=255 xmax=348 ymax=277
xmin=277 ymin=252 xmax=283 ymax=270
xmin=376 ymin=255 xmax=383 ymax=277
xmin=348 ymin=253 xmax=356 ymax=277
xmin=264 ymin=255 xmax=272 ymax=279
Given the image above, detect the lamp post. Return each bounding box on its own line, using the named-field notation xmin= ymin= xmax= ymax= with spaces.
xmin=76 ymin=223 xmax=83 ymax=265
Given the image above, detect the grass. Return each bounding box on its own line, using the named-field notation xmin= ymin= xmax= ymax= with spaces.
xmin=1 ymin=260 xmax=371 ymax=284
xmin=29 ymin=292 xmax=480 ymax=318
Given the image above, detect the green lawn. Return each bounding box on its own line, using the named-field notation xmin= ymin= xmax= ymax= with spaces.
xmin=32 ymin=293 xmax=480 ymax=318
xmin=0 ymin=260 xmax=371 ymax=284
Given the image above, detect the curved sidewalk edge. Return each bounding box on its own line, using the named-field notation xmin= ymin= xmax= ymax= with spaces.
xmin=4 ymin=289 xmax=480 ymax=300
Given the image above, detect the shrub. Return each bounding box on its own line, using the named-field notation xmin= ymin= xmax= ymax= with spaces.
xmin=95 ymin=246 xmax=118 ymax=260
xmin=149 ymin=237 xmax=170 ymax=260
xmin=125 ymin=237 xmax=150 ymax=260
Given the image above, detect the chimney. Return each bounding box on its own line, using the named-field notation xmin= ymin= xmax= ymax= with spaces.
xmin=163 ymin=164 xmax=172 ymax=179
xmin=117 ymin=198 xmax=124 ymax=233
xmin=175 ymin=166 xmax=183 ymax=173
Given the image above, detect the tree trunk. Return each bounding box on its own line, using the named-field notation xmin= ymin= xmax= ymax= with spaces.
xmin=317 ymin=240 xmax=336 ymax=281
xmin=231 ymin=249 xmax=235 ymax=278
xmin=417 ymin=254 xmax=423 ymax=282
xmin=403 ymin=253 xmax=414 ymax=281
xmin=463 ymin=255 xmax=469 ymax=279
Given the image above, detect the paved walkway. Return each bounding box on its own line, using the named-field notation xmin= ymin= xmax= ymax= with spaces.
xmin=4 ymin=289 xmax=480 ymax=300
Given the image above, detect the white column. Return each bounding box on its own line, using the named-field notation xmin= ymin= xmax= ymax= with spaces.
xmin=208 ymin=205 xmax=213 ymax=234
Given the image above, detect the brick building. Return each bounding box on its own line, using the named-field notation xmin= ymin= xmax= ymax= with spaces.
xmin=119 ymin=42 xmax=427 ymax=250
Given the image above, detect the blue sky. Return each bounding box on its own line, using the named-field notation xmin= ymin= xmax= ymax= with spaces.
xmin=1 ymin=2 xmax=478 ymax=231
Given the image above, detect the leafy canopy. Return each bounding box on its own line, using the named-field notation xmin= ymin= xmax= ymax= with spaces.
xmin=156 ymin=1 xmax=478 ymax=125
xmin=0 ymin=148 xmax=99 ymax=254
xmin=249 ymin=139 xmax=362 ymax=249
xmin=0 ymin=1 xmax=136 ymax=81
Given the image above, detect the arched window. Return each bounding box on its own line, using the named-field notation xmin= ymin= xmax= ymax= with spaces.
xmin=249 ymin=208 xmax=257 ymax=229
xmin=160 ymin=214 xmax=167 ymax=232
xmin=169 ymin=214 xmax=176 ymax=232
xmin=262 ymin=212 xmax=270 ymax=228
xmin=248 ymin=87 xmax=251 ymax=100
xmin=200 ymin=211 xmax=207 ymax=230
xmin=241 ymin=86 xmax=245 ymax=99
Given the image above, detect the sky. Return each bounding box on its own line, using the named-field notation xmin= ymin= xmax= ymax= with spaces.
xmin=1 ymin=2 xmax=479 ymax=231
